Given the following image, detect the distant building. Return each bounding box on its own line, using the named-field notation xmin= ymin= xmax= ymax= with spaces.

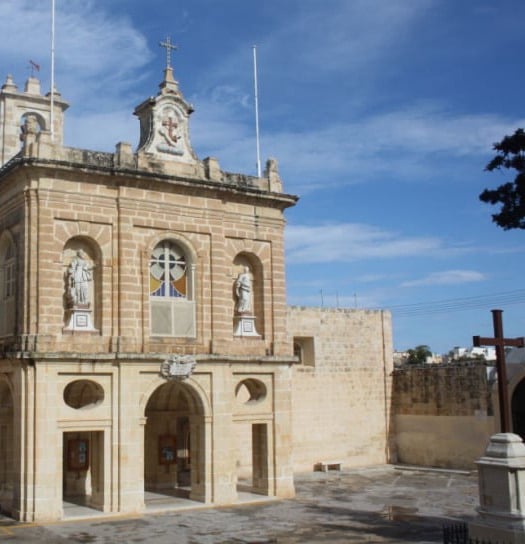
xmin=393 ymin=350 xmax=442 ymax=366
xmin=446 ymin=346 xmax=496 ymax=362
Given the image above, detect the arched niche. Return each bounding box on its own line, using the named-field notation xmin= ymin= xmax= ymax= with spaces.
xmin=20 ymin=111 xmax=46 ymax=143
xmin=232 ymin=253 xmax=264 ymax=337
xmin=63 ymin=237 xmax=101 ymax=331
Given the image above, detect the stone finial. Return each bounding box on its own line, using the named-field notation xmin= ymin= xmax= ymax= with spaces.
xmin=159 ymin=67 xmax=180 ymax=95
xmin=45 ymin=86 xmax=62 ymax=99
xmin=264 ymin=158 xmax=282 ymax=192
xmin=203 ymin=157 xmax=222 ymax=181
xmin=24 ymin=76 xmax=41 ymax=96
xmin=265 ymin=158 xmax=279 ymax=177
xmin=2 ymin=74 xmax=17 ymax=92
xmin=115 ymin=142 xmax=134 ymax=168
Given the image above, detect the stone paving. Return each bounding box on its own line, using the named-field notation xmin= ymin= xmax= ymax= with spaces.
xmin=0 ymin=465 xmax=479 ymax=543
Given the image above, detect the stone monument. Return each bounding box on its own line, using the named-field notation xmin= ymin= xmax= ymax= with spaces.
xmin=469 ymin=433 xmax=525 ymax=543
xmin=469 ymin=310 xmax=525 ymax=542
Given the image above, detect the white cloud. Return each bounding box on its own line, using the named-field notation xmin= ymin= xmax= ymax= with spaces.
xmin=190 ymin=96 xmax=525 ymax=192
xmin=285 ymin=223 xmax=450 ymax=264
xmin=401 ymin=270 xmax=487 ymax=287
xmin=0 ymin=1 xmax=152 ymax=109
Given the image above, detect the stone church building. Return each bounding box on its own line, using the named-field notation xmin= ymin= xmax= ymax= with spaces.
xmin=0 ymin=59 xmax=394 ymax=522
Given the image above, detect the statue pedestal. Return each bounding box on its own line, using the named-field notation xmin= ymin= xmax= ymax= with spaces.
xmin=469 ymin=433 xmax=525 ymax=543
xmin=234 ymin=315 xmax=260 ymax=337
xmin=65 ymin=306 xmax=96 ymax=332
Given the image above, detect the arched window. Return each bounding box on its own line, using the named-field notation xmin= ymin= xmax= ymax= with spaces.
xmin=150 ymin=242 xmax=187 ymax=298
xmin=149 ymin=241 xmax=195 ymax=337
xmin=0 ymin=238 xmax=16 ymax=336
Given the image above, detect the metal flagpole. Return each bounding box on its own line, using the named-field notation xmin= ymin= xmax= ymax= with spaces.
xmin=50 ymin=0 xmax=55 ymax=141
xmin=253 ymin=45 xmax=261 ymax=178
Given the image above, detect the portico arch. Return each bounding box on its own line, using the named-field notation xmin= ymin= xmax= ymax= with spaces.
xmin=144 ymin=379 xmax=208 ymax=502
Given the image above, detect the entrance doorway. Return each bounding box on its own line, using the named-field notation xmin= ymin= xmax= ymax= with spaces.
xmin=0 ymin=381 xmax=14 ymax=515
xmin=62 ymin=431 xmax=104 ymax=513
xmin=512 ymin=378 xmax=525 ymax=439
xmin=144 ymin=381 xmax=203 ymax=503
xmin=236 ymin=422 xmax=269 ymax=495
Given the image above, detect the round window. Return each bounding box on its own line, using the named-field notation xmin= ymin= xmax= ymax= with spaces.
xmin=235 ymin=378 xmax=267 ymax=405
xmin=64 ymin=380 xmax=104 ymax=409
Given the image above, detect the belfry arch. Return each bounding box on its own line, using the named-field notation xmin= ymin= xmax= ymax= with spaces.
xmin=144 ymin=379 xmax=207 ymax=502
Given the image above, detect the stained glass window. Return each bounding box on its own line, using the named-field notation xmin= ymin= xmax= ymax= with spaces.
xmin=149 ymin=242 xmax=187 ymax=298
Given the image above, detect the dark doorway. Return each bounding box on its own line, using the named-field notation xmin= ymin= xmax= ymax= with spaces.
xmin=511 ymin=378 xmax=525 ymax=439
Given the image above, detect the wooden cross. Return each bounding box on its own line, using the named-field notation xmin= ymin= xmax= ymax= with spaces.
xmin=473 ymin=309 xmax=525 ymax=433
xmin=159 ymin=36 xmax=178 ymax=69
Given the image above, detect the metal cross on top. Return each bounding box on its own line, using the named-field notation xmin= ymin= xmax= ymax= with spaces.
xmin=159 ymin=36 xmax=178 ymax=69
xmin=473 ymin=309 xmax=525 ymax=433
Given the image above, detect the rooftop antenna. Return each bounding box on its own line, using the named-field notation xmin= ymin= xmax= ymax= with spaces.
xmin=253 ymin=45 xmax=262 ymax=177
xmin=50 ymin=0 xmax=55 ymax=141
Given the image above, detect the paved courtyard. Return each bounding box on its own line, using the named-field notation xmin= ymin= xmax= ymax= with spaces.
xmin=0 ymin=465 xmax=479 ymax=543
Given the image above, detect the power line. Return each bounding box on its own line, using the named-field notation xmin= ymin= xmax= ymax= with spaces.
xmin=384 ymin=289 xmax=525 ymax=317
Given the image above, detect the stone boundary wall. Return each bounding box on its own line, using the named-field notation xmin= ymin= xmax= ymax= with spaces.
xmin=394 ymin=364 xmax=494 ymax=416
xmin=287 ymin=306 xmax=395 ymax=473
xmin=393 ymin=364 xmax=497 ymax=469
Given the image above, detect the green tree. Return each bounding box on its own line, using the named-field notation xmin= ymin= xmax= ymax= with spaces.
xmin=479 ymin=128 xmax=525 ymax=229
xmin=405 ymin=344 xmax=432 ymax=365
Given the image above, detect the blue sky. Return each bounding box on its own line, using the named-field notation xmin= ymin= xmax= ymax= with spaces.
xmin=1 ymin=0 xmax=524 ymax=354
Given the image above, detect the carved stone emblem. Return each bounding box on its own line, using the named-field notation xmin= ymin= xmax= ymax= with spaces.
xmin=160 ymin=355 xmax=196 ymax=381
xmin=157 ymin=106 xmax=183 ymax=156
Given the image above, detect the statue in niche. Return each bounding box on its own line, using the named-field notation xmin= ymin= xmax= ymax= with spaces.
xmin=67 ymin=250 xmax=93 ymax=307
xmin=20 ymin=114 xmax=40 ymax=142
xmin=235 ymin=266 xmax=252 ymax=314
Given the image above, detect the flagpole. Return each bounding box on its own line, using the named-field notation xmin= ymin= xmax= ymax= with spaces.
xmin=50 ymin=0 xmax=55 ymax=141
xmin=253 ymin=45 xmax=261 ymax=178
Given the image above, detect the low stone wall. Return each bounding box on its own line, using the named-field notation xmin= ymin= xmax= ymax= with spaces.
xmin=393 ymin=364 xmax=496 ymax=469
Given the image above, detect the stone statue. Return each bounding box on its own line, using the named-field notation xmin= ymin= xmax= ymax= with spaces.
xmin=67 ymin=250 xmax=92 ymax=306
xmin=20 ymin=114 xmax=39 ymax=142
xmin=235 ymin=266 xmax=252 ymax=314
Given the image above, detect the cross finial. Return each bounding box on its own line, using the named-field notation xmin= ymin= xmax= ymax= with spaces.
xmin=160 ymin=36 xmax=178 ymax=69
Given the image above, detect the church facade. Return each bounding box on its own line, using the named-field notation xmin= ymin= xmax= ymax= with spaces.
xmin=0 ymin=61 xmax=394 ymax=522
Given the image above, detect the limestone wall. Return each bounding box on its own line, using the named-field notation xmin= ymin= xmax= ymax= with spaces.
xmin=393 ymin=365 xmax=496 ymax=469
xmin=287 ymin=307 xmax=395 ymax=472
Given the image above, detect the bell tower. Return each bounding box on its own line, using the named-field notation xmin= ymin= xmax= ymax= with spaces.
xmin=134 ymin=37 xmax=198 ymax=166
xmin=0 ymin=74 xmax=69 ymax=167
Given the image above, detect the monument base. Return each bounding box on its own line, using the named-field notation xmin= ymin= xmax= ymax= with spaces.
xmin=234 ymin=315 xmax=260 ymax=337
xmin=469 ymin=433 xmax=525 ymax=544
xmin=65 ymin=307 xmax=96 ymax=332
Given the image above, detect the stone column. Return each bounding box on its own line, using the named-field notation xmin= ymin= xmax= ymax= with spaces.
xmin=469 ymin=433 xmax=525 ymax=543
